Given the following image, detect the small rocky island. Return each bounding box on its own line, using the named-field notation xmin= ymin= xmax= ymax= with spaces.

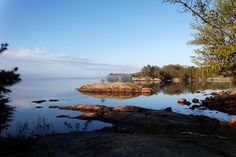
xmin=78 ymin=82 xmax=154 ymax=93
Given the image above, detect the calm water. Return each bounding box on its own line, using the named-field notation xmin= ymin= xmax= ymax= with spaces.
xmin=1 ymin=77 xmax=236 ymax=136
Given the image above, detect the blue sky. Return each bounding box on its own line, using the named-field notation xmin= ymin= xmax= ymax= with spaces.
xmin=0 ymin=0 xmax=195 ymax=77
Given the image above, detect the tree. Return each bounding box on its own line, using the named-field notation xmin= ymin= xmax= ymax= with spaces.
xmin=0 ymin=43 xmax=21 ymax=133
xmin=0 ymin=43 xmax=8 ymax=53
xmin=141 ymin=65 xmax=153 ymax=77
xmin=140 ymin=65 xmax=161 ymax=78
xmin=161 ymin=64 xmax=185 ymax=81
xmin=164 ymin=0 xmax=236 ymax=81
xmin=136 ymin=64 xmax=204 ymax=82
xmin=0 ymin=43 xmax=21 ymax=94
xmin=153 ymin=66 xmax=161 ymax=78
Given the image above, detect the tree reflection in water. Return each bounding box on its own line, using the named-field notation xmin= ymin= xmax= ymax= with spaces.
xmin=160 ymin=82 xmax=233 ymax=95
xmin=132 ymin=81 xmax=233 ymax=96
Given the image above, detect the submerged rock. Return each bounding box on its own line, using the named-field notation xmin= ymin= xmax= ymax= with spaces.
xmin=190 ymin=105 xmax=199 ymax=110
xmin=32 ymin=100 xmax=46 ymax=104
xmin=49 ymin=105 xmax=59 ymax=108
xmin=56 ymin=115 xmax=70 ymax=118
xmin=49 ymin=99 xmax=59 ymax=102
xmin=186 ymin=101 xmax=191 ymax=106
xmin=35 ymin=106 xmax=43 ymax=108
xmin=192 ymin=98 xmax=199 ymax=103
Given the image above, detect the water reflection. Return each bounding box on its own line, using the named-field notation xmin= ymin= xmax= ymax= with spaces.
xmin=79 ymin=82 xmax=233 ymax=100
xmin=160 ymin=82 xmax=233 ymax=95
xmin=140 ymin=81 xmax=232 ymax=95
xmin=80 ymin=91 xmax=152 ymax=100
xmin=2 ymin=77 xmax=235 ymax=136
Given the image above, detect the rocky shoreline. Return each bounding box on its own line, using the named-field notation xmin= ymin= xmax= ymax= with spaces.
xmin=2 ymin=87 xmax=236 ymax=156
xmin=201 ymin=89 xmax=236 ymax=114
xmin=50 ymin=104 xmax=236 ymax=136
xmin=180 ymin=89 xmax=236 ymax=115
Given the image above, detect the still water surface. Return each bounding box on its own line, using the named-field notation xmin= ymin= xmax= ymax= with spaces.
xmin=1 ymin=78 xmax=235 ymax=136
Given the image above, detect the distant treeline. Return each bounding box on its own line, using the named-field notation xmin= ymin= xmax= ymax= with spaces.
xmin=132 ymin=64 xmax=206 ymax=82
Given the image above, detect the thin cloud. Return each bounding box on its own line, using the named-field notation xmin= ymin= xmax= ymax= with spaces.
xmin=0 ymin=48 xmax=139 ymax=77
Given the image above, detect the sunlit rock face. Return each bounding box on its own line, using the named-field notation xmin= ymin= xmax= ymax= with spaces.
xmin=78 ymin=82 xmax=154 ymax=94
xmin=78 ymin=82 xmax=142 ymax=93
xmin=54 ymin=104 xmax=236 ymax=135
xmin=78 ymin=83 xmax=155 ymax=100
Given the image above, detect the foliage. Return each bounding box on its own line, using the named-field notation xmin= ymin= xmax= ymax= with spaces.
xmin=161 ymin=64 xmax=186 ymax=81
xmin=0 ymin=43 xmax=8 ymax=54
xmin=0 ymin=96 xmax=13 ymax=134
xmin=0 ymin=43 xmax=21 ymax=134
xmin=0 ymin=43 xmax=21 ymax=95
xmin=134 ymin=64 xmax=203 ymax=82
xmin=140 ymin=65 xmax=161 ymax=78
xmin=164 ymin=0 xmax=236 ymax=79
xmin=0 ymin=68 xmax=21 ymax=94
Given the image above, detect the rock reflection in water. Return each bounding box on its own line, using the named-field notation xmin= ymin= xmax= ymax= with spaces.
xmin=80 ymin=91 xmax=153 ymax=100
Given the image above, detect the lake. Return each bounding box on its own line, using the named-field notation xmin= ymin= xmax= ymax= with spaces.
xmin=1 ymin=77 xmax=235 ymax=137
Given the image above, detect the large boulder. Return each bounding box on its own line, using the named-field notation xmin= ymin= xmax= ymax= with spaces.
xmin=78 ymin=83 xmax=154 ymax=94
xmin=192 ymin=98 xmax=199 ymax=103
xmin=78 ymin=83 xmax=141 ymax=93
xmin=177 ymin=98 xmax=187 ymax=104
